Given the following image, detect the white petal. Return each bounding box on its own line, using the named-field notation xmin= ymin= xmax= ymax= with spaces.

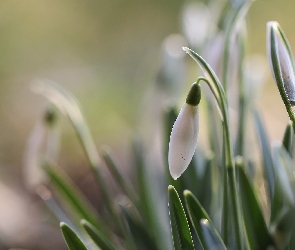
xmin=168 ymin=103 xmax=199 ymax=180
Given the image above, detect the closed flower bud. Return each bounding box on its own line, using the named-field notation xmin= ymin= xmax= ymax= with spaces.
xmin=168 ymin=83 xmax=201 ymax=180
xmin=267 ymin=21 xmax=295 ymax=105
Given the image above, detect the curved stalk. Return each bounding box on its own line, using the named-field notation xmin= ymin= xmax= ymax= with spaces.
xmin=183 ymin=47 xmax=242 ymax=249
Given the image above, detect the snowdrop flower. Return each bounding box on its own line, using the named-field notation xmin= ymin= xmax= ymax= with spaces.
xmin=267 ymin=21 xmax=295 ymax=105
xmin=23 ymin=107 xmax=60 ymax=191
xmin=168 ymin=83 xmax=201 ymax=180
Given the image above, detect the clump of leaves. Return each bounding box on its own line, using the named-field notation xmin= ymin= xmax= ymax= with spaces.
xmin=25 ymin=0 xmax=295 ymax=249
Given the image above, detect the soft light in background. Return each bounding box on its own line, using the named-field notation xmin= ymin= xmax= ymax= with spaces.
xmin=0 ymin=0 xmax=293 ymax=249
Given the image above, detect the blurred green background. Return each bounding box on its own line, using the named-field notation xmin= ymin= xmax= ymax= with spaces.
xmin=0 ymin=0 xmax=294 ymax=249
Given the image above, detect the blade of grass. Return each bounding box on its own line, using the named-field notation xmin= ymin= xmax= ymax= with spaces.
xmin=132 ymin=138 xmax=171 ymax=250
xmin=81 ymin=219 xmax=117 ymax=250
xmin=282 ymin=121 xmax=294 ymax=157
xmin=253 ymin=110 xmax=275 ymax=205
xmin=60 ymin=222 xmax=88 ymax=250
xmin=236 ymin=157 xmax=275 ymax=249
xmin=101 ymin=147 xmax=138 ymax=204
xmin=43 ymin=161 xmax=107 ymax=234
xmin=120 ymin=205 xmax=158 ymax=250
xmin=222 ymin=1 xmax=252 ymax=92
xmin=270 ymin=144 xmax=295 ymax=247
xmin=200 ymin=219 xmax=226 ymax=250
xmin=36 ymin=185 xmax=79 ymax=232
xmin=168 ymin=185 xmax=194 ymax=250
xmin=184 ymin=190 xmax=223 ymax=250
xmin=32 ymin=80 xmax=116 ymax=219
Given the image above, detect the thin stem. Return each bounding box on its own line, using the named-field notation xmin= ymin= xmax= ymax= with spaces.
xmin=184 ymin=48 xmax=242 ymax=249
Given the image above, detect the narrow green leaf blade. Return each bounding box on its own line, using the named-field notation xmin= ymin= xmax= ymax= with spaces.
xmin=270 ymin=144 xmax=295 ymax=247
xmin=43 ymin=161 xmax=107 ymax=233
xmin=32 ymin=80 xmax=117 ymax=224
xmin=121 ymin=205 xmax=158 ymax=250
xmin=200 ymin=219 xmax=226 ymax=250
xmin=81 ymin=219 xmax=116 ymax=250
xmin=282 ymin=121 xmax=294 ymax=157
xmin=253 ymin=110 xmax=275 ymax=204
xmin=60 ymin=222 xmax=88 ymax=250
xmin=101 ymin=147 xmax=138 ymax=204
xmin=184 ymin=190 xmax=223 ymax=250
xmin=168 ymin=185 xmax=194 ymax=250
xmin=236 ymin=159 xmax=275 ymax=249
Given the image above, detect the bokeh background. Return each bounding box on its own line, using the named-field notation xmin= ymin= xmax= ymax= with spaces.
xmin=0 ymin=0 xmax=294 ymax=249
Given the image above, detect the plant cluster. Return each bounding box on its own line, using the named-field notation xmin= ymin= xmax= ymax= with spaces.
xmin=25 ymin=0 xmax=295 ymax=249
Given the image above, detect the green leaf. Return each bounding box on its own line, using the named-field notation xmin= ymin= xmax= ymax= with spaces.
xmin=282 ymin=121 xmax=294 ymax=157
xmin=43 ymin=161 xmax=107 ymax=234
xmin=273 ymin=144 xmax=295 ymax=206
xmin=121 ymin=205 xmax=158 ymax=250
xmin=253 ymin=110 xmax=275 ymax=204
xmin=168 ymin=185 xmax=194 ymax=250
xmin=132 ymin=137 xmax=171 ymax=250
xmin=33 ymin=80 xmax=123 ymax=235
xmin=236 ymin=158 xmax=275 ymax=249
xmin=32 ymin=79 xmax=100 ymax=171
xmin=200 ymin=219 xmax=226 ymax=250
xmin=271 ymin=145 xmax=295 ymax=222
xmin=101 ymin=147 xmax=138 ymax=204
xmin=184 ymin=190 xmax=223 ymax=250
xmin=81 ymin=219 xmax=116 ymax=250
xmin=222 ymin=0 xmax=252 ymax=92
xmin=60 ymin=222 xmax=88 ymax=250
xmin=270 ymin=144 xmax=295 ymax=247
xmin=36 ymin=186 xmax=78 ymax=232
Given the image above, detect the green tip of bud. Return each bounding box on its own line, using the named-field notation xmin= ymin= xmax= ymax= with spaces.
xmin=186 ymin=83 xmax=201 ymax=106
xmin=44 ymin=106 xmax=58 ymax=126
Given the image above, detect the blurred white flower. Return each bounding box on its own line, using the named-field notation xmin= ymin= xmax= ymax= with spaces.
xmin=168 ymin=83 xmax=201 ymax=180
xmin=23 ymin=108 xmax=60 ymax=191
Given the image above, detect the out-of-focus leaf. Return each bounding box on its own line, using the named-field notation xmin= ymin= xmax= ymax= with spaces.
xmin=273 ymin=144 xmax=295 ymax=206
xmin=282 ymin=121 xmax=294 ymax=157
xmin=198 ymin=155 xmax=215 ymax=213
xmin=271 ymin=145 xmax=295 ymax=222
xmin=184 ymin=190 xmax=222 ymax=250
xmin=132 ymin=138 xmax=171 ymax=250
xmin=32 ymin=79 xmax=100 ymax=172
xmin=36 ymin=185 xmax=78 ymax=232
xmin=81 ymin=219 xmax=116 ymax=250
xmin=180 ymin=151 xmax=205 ymax=200
xmin=60 ymin=222 xmax=88 ymax=250
xmin=222 ymin=0 xmax=252 ymax=92
xmin=270 ymin=144 xmax=295 ymax=247
xmin=253 ymin=110 xmax=275 ymax=204
xmin=235 ymin=29 xmax=247 ymax=157
xmin=168 ymin=185 xmax=194 ymax=250
xmin=236 ymin=158 xmax=275 ymax=249
xmin=32 ymin=80 xmax=116 ymax=219
xmin=101 ymin=147 xmax=138 ymax=204
xmin=43 ymin=161 xmax=107 ymax=234
xmin=121 ymin=205 xmax=158 ymax=250
xmin=200 ymin=219 xmax=226 ymax=250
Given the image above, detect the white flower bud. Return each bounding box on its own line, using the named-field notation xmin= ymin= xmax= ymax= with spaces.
xmin=168 ymin=83 xmax=201 ymax=180
xmin=267 ymin=21 xmax=295 ymax=104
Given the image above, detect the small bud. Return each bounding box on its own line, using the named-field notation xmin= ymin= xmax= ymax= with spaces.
xmin=168 ymin=83 xmax=201 ymax=180
xmin=267 ymin=21 xmax=295 ymax=104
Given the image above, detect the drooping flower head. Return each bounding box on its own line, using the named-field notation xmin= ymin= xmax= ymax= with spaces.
xmin=168 ymin=83 xmax=201 ymax=180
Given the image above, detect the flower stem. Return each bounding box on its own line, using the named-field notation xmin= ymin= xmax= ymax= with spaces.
xmin=184 ymin=47 xmax=243 ymax=249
